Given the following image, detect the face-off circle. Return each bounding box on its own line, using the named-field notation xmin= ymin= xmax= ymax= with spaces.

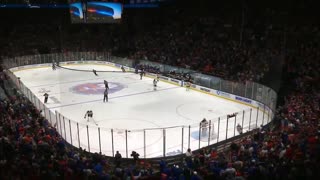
xmin=71 ymin=82 xmax=124 ymax=95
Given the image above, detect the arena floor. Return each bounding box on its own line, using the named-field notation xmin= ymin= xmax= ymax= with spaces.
xmin=12 ymin=63 xmax=264 ymax=158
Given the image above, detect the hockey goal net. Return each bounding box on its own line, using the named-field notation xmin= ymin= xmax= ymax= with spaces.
xmin=200 ymin=123 xmax=217 ymax=140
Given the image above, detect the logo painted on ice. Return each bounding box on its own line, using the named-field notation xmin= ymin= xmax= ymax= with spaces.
xmin=71 ymin=82 xmax=124 ymax=95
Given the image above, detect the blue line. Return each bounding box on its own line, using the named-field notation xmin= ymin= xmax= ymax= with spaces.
xmin=49 ymin=86 xmax=180 ymax=109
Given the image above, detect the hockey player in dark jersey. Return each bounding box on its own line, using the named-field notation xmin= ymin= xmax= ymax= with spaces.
xmin=43 ymin=93 xmax=49 ymax=103
xmin=93 ymin=69 xmax=98 ymax=76
xmin=52 ymin=62 xmax=56 ymax=70
xmin=104 ymin=80 xmax=109 ymax=89
xmin=103 ymin=88 xmax=108 ymax=102
xmin=140 ymin=69 xmax=144 ymax=80
xmin=121 ymin=66 xmax=125 ymax=72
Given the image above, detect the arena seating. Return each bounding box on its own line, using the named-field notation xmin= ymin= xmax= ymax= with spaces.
xmin=0 ymin=2 xmax=319 ymax=179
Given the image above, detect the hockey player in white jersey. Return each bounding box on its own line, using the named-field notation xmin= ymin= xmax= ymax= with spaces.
xmin=84 ymin=110 xmax=97 ymax=125
xmin=153 ymin=78 xmax=158 ymax=91
xmin=200 ymin=118 xmax=209 ymax=137
xmin=237 ymin=123 xmax=243 ymax=134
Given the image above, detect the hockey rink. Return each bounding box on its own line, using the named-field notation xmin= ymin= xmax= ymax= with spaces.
xmin=12 ymin=63 xmax=267 ymax=158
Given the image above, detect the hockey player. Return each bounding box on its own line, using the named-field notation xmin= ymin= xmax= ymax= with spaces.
xmin=103 ymin=88 xmax=108 ymax=102
xmin=185 ymin=81 xmax=191 ymax=91
xmin=84 ymin=110 xmax=97 ymax=125
xmin=121 ymin=66 xmax=125 ymax=72
xmin=93 ymin=69 xmax=98 ymax=76
xmin=140 ymin=69 xmax=144 ymax=80
xmin=200 ymin=118 xmax=208 ymax=137
xmin=52 ymin=62 xmax=56 ymax=70
xmin=153 ymin=78 xmax=158 ymax=91
xmin=104 ymin=80 xmax=109 ymax=89
xmin=43 ymin=93 xmax=49 ymax=103
xmin=236 ymin=123 xmax=243 ymax=134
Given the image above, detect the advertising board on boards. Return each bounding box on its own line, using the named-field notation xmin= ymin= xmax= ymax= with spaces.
xmin=235 ymin=96 xmax=252 ymax=104
xmin=170 ymin=79 xmax=179 ymax=84
xmin=200 ymin=87 xmax=210 ymax=93
xmin=216 ymin=90 xmax=231 ymax=98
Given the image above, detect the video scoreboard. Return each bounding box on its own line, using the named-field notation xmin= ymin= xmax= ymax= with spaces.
xmin=68 ymin=0 xmax=174 ymax=23
xmin=69 ymin=0 xmax=123 ymax=23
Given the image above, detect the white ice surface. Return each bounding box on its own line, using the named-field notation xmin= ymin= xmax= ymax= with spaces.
xmin=13 ymin=64 xmax=267 ymax=158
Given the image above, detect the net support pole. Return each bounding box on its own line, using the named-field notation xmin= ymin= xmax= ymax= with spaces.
xmin=198 ymin=123 xmax=201 ymax=149
xmin=144 ymin=130 xmax=146 ymax=158
xmin=234 ymin=115 xmax=237 ymax=136
xmin=69 ymin=120 xmax=73 ymax=145
xmin=87 ymin=125 xmax=90 ymax=152
xmin=249 ymin=108 xmax=252 ymax=130
xmin=56 ymin=113 xmax=60 ymax=135
xmin=262 ymin=104 xmax=265 ymax=125
xmin=58 ymin=113 xmax=62 ymax=135
xmin=181 ymin=127 xmax=184 ymax=155
xmin=163 ymin=129 xmax=166 ymax=157
xmin=208 ymin=120 xmax=211 ymax=146
xmin=55 ymin=111 xmax=59 ymax=134
xmin=111 ymin=129 xmax=114 ymax=157
xmin=63 ymin=117 xmax=66 ymax=140
xmin=217 ymin=117 xmax=220 ymax=143
xmin=226 ymin=117 xmax=229 ymax=140
xmin=125 ymin=130 xmax=128 ymax=158
xmin=241 ymin=110 xmax=245 ymax=131
xmin=256 ymin=107 xmax=259 ymax=129
xmin=98 ymin=127 xmax=101 ymax=154
xmin=188 ymin=125 xmax=191 ymax=149
xmin=77 ymin=123 xmax=80 ymax=148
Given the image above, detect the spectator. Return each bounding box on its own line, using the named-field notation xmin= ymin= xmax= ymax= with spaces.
xmin=114 ymin=150 xmax=122 ymax=168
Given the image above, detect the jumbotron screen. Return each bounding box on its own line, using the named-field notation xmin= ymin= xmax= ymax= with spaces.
xmin=126 ymin=0 xmax=171 ymax=3
xmin=69 ymin=0 xmax=123 ymax=23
